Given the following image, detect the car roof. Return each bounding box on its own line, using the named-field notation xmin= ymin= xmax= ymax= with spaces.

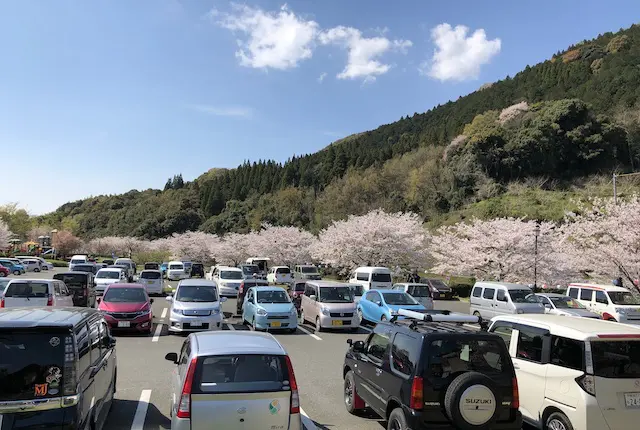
xmin=474 ymin=281 xmax=529 ymax=289
xmin=492 ymin=314 xmax=640 ymax=339
xmin=168 ymin=260 xmax=184 ymax=264
xmin=192 ymin=331 xmax=286 ymax=356
xmin=56 ymin=271 xmax=91 ymax=275
xmin=106 ymin=283 xmax=146 ymax=289
xmin=394 ymin=283 xmax=430 ymax=287
xmin=306 ymin=280 xmax=353 ymax=288
xmin=354 ymin=266 xmax=391 ymax=272
xmin=251 ymin=286 xmax=287 ymax=291
xmin=99 ymin=268 xmax=123 ymax=272
xmin=217 ymin=266 xmax=241 ymax=271
xmin=6 ymin=278 xmax=54 ymax=284
xmin=140 ymin=269 xmax=161 ymax=273
xmin=568 ymin=283 xmax=627 ymax=292
xmin=178 ymin=279 xmax=217 ymax=287
xmin=538 ymin=293 xmax=568 ymax=298
xmin=0 ymin=307 xmax=99 ymax=329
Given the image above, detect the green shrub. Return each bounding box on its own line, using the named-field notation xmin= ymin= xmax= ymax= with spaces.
xmin=45 ymin=259 xmax=69 ymax=267
xmin=450 ymin=282 xmax=474 ymax=298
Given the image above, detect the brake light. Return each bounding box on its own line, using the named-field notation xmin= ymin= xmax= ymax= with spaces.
xmin=239 ymin=282 xmax=244 ymax=294
xmin=176 ymin=357 xmax=197 ymax=418
xmin=576 ymin=374 xmax=596 ymax=396
xmin=0 ymin=298 xmax=4 ymax=308
xmin=511 ymin=377 xmax=519 ymax=409
xmin=63 ymin=336 xmax=78 ymax=395
xmin=47 ymin=295 xmax=53 ymax=306
xmin=410 ymin=376 xmax=423 ymax=410
xmin=284 ymin=355 xmax=300 ymax=414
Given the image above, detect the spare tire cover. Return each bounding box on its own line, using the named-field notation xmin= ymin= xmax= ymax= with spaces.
xmin=444 ymin=371 xmax=500 ymax=430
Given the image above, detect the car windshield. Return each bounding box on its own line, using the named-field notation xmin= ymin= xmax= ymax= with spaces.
xmin=4 ymin=282 xmax=49 ymax=298
xmin=411 ymin=286 xmax=431 ymax=297
xmin=319 ymin=286 xmax=354 ymax=303
xmin=176 ymin=285 xmax=218 ymax=302
xmin=241 ymin=265 xmax=260 ymax=274
xmin=429 ymin=279 xmax=449 ymax=289
xmin=350 ymin=284 xmax=364 ymax=296
xmin=97 ymin=271 xmax=120 ymax=279
xmin=509 ymin=290 xmax=538 ymax=303
xmin=0 ymin=332 xmax=66 ymax=401
xmin=609 ymin=292 xmax=640 ymax=305
xmin=371 ymin=273 xmax=391 ymax=283
xmin=592 ymin=340 xmax=640 ymax=378
xmin=53 ymin=273 xmax=87 ymax=286
xmin=141 ymin=271 xmax=161 ymax=279
xmin=169 ymin=264 xmax=183 ymax=270
xmin=195 ymin=354 xmax=287 ymax=394
xmin=549 ymin=296 xmax=586 ymax=309
xmin=221 ymin=271 xmax=243 ymax=280
xmin=301 ymin=266 xmax=317 ymax=273
xmin=382 ymin=292 xmax=418 ymax=305
xmin=256 ymin=290 xmax=291 ymax=304
xmin=103 ymin=287 xmax=147 ymax=303
xmin=428 ymin=339 xmax=507 ymax=377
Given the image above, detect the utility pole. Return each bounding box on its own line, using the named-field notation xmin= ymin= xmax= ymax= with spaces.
xmin=613 ymin=173 xmax=617 ymax=205
xmin=533 ymin=222 xmax=540 ymax=292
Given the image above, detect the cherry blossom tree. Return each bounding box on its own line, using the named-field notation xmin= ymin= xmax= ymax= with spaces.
xmin=252 ymin=224 xmax=315 ymax=265
xmin=560 ymin=196 xmax=640 ymax=287
xmin=213 ymin=231 xmax=259 ymax=266
xmin=162 ymin=231 xmax=218 ymax=263
xmin=430 ymin=217 xmax=572 ymax=284
xmin=0 ymin=219 xmax=12 ymax=250
xmin=313 ymin=210 xmax=430 ymax=269
xmin=54 ymin=230 xmax=83 ymax=257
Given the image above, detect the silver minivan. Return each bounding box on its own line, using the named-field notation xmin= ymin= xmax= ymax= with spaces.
xmin=469 ymin=281 xmax=544 ymax=319
xmin=164 ymin=331 xmax=302 ymax=430
xmin=299 ymin=281 xmax=358 ymax=332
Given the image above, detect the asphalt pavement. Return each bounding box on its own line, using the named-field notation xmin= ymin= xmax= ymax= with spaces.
xmin=3 ymin=269 xmax=473 ymax=430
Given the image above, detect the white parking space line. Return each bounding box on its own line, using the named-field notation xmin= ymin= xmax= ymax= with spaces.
xmin=300 ymin=408 xmax=317 ymax=430
xmin=160 ymin=308 xmax=167 ymax=319
xmin=359 ymin=326 xmax=372 ymax=332
xmin=226 ymin=323 xmax=236 ymax=330
xmin=130 ymin=389 xmax=151 ymax=430
xmin=297 ymin=326 xmax=322 ymax=341
xmin=152 ymin=324 xmax=163 ymax=342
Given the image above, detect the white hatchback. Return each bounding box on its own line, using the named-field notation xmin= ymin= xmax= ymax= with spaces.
xmin=139 ymin=269 xmax=164 ymax=295
xmin=267 ymin=266 xmax=293 ymax=285
xmin=1 ymin=279 xmax=74 ymax=308
xmin=489 ymin=314 xmax=640 ymax=430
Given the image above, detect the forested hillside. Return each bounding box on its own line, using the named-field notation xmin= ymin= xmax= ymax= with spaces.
xmin=41 ymin=24 xmax=640 ymax=239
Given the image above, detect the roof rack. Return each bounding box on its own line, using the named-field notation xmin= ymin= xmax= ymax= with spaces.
xmin=391 ymin=308 xmax=488 ymax=331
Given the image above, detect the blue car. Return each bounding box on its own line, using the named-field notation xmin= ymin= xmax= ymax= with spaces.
xmin=242 ymin=286 xmax=298 ymax=333
xmin=0 ymin=260 xmax=25 ymax=275
xmin=160 ymin=262 xmax=168 ymax=278
xmin=357 ymin=289 xmax=427 ymax=324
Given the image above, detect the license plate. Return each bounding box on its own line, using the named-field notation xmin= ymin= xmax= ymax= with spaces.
xmin=118 ymin=321 xmax=130 ymax=328
xmin=625 ymin=393 xmax=640 ymax=408
xmin=332 ymin=320 xmax=343 ymax=326
xmin=190 ymin=321 xmax=203 ymax=327
xmin=148 ymin=280 xmax=154 ymax=284
xmin=271 ymin=321 xmax=281 ymax=328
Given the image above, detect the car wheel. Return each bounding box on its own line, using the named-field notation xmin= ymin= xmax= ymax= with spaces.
xmin=34 ymin=268 xmax=40 ymax=272
xmin=344 ymin=370 xmax=365 ymax=414
xmin=252 ymin=317 xmax=258 ymax=331
xmin=380 ymin=315 xmax=387 ymax=322
xmin=546 ymin=411 xmax=574 ymax=430
xmin=387 ymin=407 xmax=409 ymax=430
xmin=444 ymin=371 xmax=499 ymax=430
xmin=473 ymin=311 xmax=481 ymax=318
xmin=357 ymin=308 xmax=364 ymax=325
xmin=0 ymin=272 xmax=5 ymax=277
xmin=288 ymin=328 xmax=297 ymax=334
xmin=14 ymin=270 xmax=20 ymax=275
xmin=299 ymin=310 xmax=306 ymax=325
xmin=315 ymin=317 xmax=323 ymax=332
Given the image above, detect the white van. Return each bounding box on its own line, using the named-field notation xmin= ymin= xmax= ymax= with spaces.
xmin=567 ymin=283 xmax=640 ymax=324
xmin=246 ymin=257 xmax=270 ymax=279
xmin=69 ymin=254 xmax=88 ymax=271
xmin=267 ymin=266 xmax=293 ymax=285
xmin=139 ymin=269 xmax=164 ymax=295
xmin=469 ymin=281 xmax=545 ymax=319
xmin=348 ymin=267 xmax=392 ymax=291
xmin=167 ymin=261 xmax=189 ymax=281
xmin=114 ymin=258 xmax=136 ymax=279
xmin=489 ymin=314 xmax=640 ymax=430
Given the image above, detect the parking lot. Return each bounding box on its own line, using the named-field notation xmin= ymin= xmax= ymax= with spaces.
xmin=5 ymin=269 xmax=472 ymax=430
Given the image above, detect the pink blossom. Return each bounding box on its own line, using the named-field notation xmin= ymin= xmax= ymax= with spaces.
xmin=0 ymin=219 xmax=11 ymax=250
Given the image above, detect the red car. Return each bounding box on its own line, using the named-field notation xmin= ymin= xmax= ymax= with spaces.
xmin=98 ymin=283 xmax=154 ymax=334
xmin=0 ymin=264 xmax=9 ymax=277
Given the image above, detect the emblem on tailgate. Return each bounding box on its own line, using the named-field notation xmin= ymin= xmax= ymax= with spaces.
xmin=269 ymin=399 xmax=281 ymax=415
xmin=237 ymin=407 xmax=246 ymax=414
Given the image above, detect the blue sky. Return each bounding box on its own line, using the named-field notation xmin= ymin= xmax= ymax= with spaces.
xmin=1 ymin=0 xmax=639 ymax=215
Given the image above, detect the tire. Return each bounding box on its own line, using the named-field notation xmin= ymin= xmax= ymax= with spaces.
xmin=443 ymin=371 xmax=500 ymax=430
xmin=288 ymin=328 xmax=297 ymax=334
xmin=387 ymin=407 xmax=410 ymax=430
xmin=473 ymin=311 xmax=481 ymax=317
xmin=34 ymin=268 xmax=40 ymax=272
xmin=381 ymin=314 xmax=387 ymax=322
xmin=0 ymin=272 xmax=5 ymax=277
xmin=299 ymin=310 xmax=306 ymax=325
xmin=315 ymin=317 xmax=323 ymax=332
xmin=357 ymin=308 xmax=365 ymax=325
xmin=14 ymin=270 xmax=20 ymax=275
xmin=546 ymin=411 xmax=574 ymax=430
xmin=252 ymin=317 xmax=258 ymax=331
xmin=344 ymin=370 xmax=365 ymax=414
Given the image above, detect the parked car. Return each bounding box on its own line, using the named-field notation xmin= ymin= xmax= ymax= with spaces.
xmin=73 ymin=263 xmax=99 ymax=276
xmin=0 ymin=307 xmax=117 ymax=430
xmin=236 ymin=278 xmax=269 ymax=315
xmin=144 ymin=262 xmax=160 ymax=270
xmin=15 ymin=255 xmax=52 ymax=270
xmin=167 ymin=260 xmax=189 ymax=281
xmin=348 ymin=266 xmax=393 ymax=292
xmin=242 ymin=286 xmax=298 ymax=332
xmin=350 ymin=283 xmax=364 ymax=303
xmin=536 ymin=293 xmax=602 ymax=318
xmin=160 ymin=262 xmax=168 ymax=278
xmin=98 ymin=283 xmax=154 ymax=334
xmin=1 ymin=279 xmax=74 ymax=308
xmin=102 ymin=259 xmax=114 ymax=265
xmin=210 ymin=266 xmax=244 ymax=297
xmin=68 ymin=254 xmax=89 ymax=271
xmin=167 ymin=279 xmax=227 ymax=333
xmin=391 ymin=283 xmax=434 ymax=309
xmin=423 ymin=278 xmax=454 ymax=299
xmin=293 ymin=264 xmax=321 ymax=280
xmin=343 ymin=309 xmax=522 ymax=430
xmin=53 ymin=271 xmax=97 ymax=307
xmin=183 ymin=261 xmax=193 ymax=276
xmin=470 ymin=281 xmax=545 ymax=319
xmin=489 ymin=313 xmax=640 ymax=430
xmin=94 ymin=268 xmax=128 ymax=294
xmin=0 ymin=278 xmax=11 ymax=296
xmin=139 ymin=269 xmax=164 ymax=295
xmin=114 ymin=258 xmax=136 ymax=281
xmin=567 ymin=282 xmax=640 ymax=323
xmin=357 ymin=289 xmax=429 ymax=324
xmin=164 ymin=331 xmax=302 ymax=430
xmin=20 ymin=258 xmax=42 ymax=272
xmin=0 ymin=259 xmax=25 ymax=275
xmin=267 ymin=266 xmax=293 ymax=285
xmin=289 ymin=280 xmax=306 ymax=310
xmin=246 ymin=257 xmax=271 ymax=279
xmin=190 ymin=262 xmax=205 ymax=278
xmin=0 ymin=264 xmax=9 ymax=277
xmin=299 ymin=281 xmax=358 ymax=332
xmin=238 ymin=263 xmax=261 ymax=279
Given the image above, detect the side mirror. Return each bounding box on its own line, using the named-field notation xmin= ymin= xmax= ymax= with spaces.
xmin=376 ymin=301 xmax=383 ymax=307
xmin=165 ymin=352 xmax=178 ymax=364
xmin=103 ymin=336 xmax=116 ymax=348
xmin=498 ymin=295 xmax=508 ymax=302
xmin=150 ymin=298 xmax=154 ymax=304
xmin=310 ymin=295 xmax=317 ymax=301
xmin=166 ymin=296 xmax=173 ymax=301
xmin=352 ymin=340 xmax=365 ymax=353
xmin=220 ymin=296 xmax=228 ymax=302
xmin=544 ymin=303 xmax=551 ymax=308
xmin=96 ymin=297 xmax=101 ymax=303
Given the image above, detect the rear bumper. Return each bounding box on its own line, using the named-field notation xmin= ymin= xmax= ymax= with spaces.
xmin=407 ymin=408 xmax=522 ymax=429
xmin=218 ymin=286 xmax=239 ymax=296
xmin=169 ymin=313 xmax=223 ymax=332
xmin=104 ymin=314 xmax=153 ymax=332
xmin=170 ymin=412 xmax=302 ymax=430
xmin=254 ymin=315 xmax=298 ymax=330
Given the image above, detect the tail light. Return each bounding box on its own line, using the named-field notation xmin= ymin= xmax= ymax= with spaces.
xmin=239 ymin=282 xmax=245 ymax=294
xmin=0 ymin=298 xmax=4 ymax=308
xmin=576 ymin=374 xmax=596 ymax=396
xmin=410 ymin=376 xmax=423 ymax=410
xmin=177 ymin=357 xmax=198 ymax=418
xmin=63 ymin=335 xmax=78 ymax=396
xmin=47 ymin=295 xmax=54 ymax=306
xmin=512 ymin=377 xmax=519 ymax=408
xmin=284 ymin=355 xmax=300 ymax=414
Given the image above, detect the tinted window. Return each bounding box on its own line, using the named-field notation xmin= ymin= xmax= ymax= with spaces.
xmin=580 ymin=289 xmax=593 ymax=301
xmin=491 ymin=324 xmax=514 ymax=348
xmin=275 ymin=267 xmax=291 ymax=274
xmin=0 ymin=332 xmax=66 ymax=400
xmin=140 ymin=271 xmax=161 ymax=279
xmin=391 ymin=333 xmax=420 ymax=376
xmin=176 ymin=285 xmax=218 ymax=302
xmin=241 ymin=265 xmax=260 ymax=275
xmin=350 ymin=284 xmax=364 ymax=296
xmin=76 ymin=323 xmax=91 ymax=375
xmin=194 ymin=354 xmax=287 ymax=394
xmin=169 ymin=264 xmax=184 ymax=270
xmin=496 ymin=289 xmax=507 ymax=301
xmin=5 ymin=282 xmax=49 ymax=297
xmin=256 ymin=290 xmax=290 ymax=303
xmin=595 ymin=291 xmax=609 ymax=304
xmin=300 ymin=266 xmax=317 ymax=273
xmin=356 ymin=272 xmax=368 ymax=281
xmin=144 ymin=263 xmax=159 ymax=270
xmin=609 ymin=291 xmax=640 ymax=305
xmin=472 ymin=287 xmax=482 ymax=297
xmin=592 ymin=340 xmax=640 ymax=378
xmin=550 ymin=336 xmax=584 ymax=371
xmin=516 ymin=327 xmax=544 ymax=362
xmin=364 ymin=291 xmax=379 ymax=301
xmin=366 ymin=333 xmax=389 ymax=361
xmin=483 ymin=288 xmax=495 ymax=299
xmin=429 ymin=338 xmax=506 ymax=377
xmin=410 ymin=286 xmax=431 ymax=297
xmin=429 ymin=279 xmax=449 ymax=289
xmin=103 ymin=287 xmax=147 ymax=302
xmin=567 ymin=288 xmax=579 ymax=299
xmin=96 ymin=271 xmax=120 ymax=279
xmin=319 ymin=286 xmax=353 ymax=303
xmin=381 ymin=292 xmax=418 ymax=305
xmin=293 ymin=283 xmax=306 ymax=292
xmin=220 ymin=271 xmax=243 ymax=280
xmin=509 ymin=289 xmax=538 ymax=303
xmin=54 ymin=273 xmax=87 ymax=286
xmin=70 ymin=259 xmax=85 ymax=264
xmin=372 ymin=273 xmax=391 ymax=283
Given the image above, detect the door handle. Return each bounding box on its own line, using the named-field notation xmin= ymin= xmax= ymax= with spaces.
xmin=375 ymin=368 xmax=382 ymax=376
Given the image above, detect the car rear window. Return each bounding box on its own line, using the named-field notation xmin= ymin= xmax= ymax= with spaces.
xmin=429 ymin=279 xmax=449 ymax=289
xmin=53 ymin=273 xmax=87 ymax=287
xmin=0 ymin=331 xmax=66 ymax=401
xmin=144 ymin=263 xmax=159 ymax=270
xmin=275 ymin=267 xmax=291 ymax=274
xmin=5 ymin=282 xmax=49 ymax=298
xmin=140 ymin=271 xmax=161 ymax=279
xmin=194 ymin=354 xmax=288 ymax=394
xmin=294 ymin=283 xmax=306 ymax=292
xmin=428 ymin=338 xmax=508 ymax=378
xmin=221 ymin=271 xmax=243 ymax=280
xmin=410 ymin=286 xmax=431 ymax=297
xmin=169 ymin=264 xmax=183 ymax=270
xmin=591 ymin=340 xmax=640 ymax=378
xmin=300 ymin=266 xmax=317 ymax=273
xmin=97 ymin=270 xmax=120 ymax=279
xmin=70 ymin=259 xmax=85 ymax=264
xmin=371 ymin=273 xmax=391 ymax=283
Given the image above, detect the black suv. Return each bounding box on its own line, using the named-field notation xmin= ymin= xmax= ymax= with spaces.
xmin=342 ymin=310 xmax=522 ymax=430
xmin=190 ymin=262 xmax=205 ymax=278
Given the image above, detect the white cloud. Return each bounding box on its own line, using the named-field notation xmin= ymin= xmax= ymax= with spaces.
xmin=187 ymin=104 xmax=253 ymax=118
xmin=319 ymin=26 xmax=412 ymax=82
xmin=422 ymin=23 xmax=501 ymax=81
xmin=212 ymin=4 xmax=319 ymax=70
xmin=318 ymin=72 xmax=327 ymax=82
